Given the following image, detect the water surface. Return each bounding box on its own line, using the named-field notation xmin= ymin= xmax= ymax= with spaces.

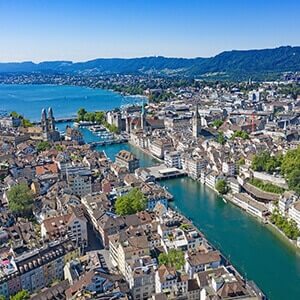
xmin=0 ymin=84 xmax=144 ymax=121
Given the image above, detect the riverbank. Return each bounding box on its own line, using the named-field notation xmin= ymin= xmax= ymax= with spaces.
xmin=223 ymin=193 xmax=300 ymax=251
xmin=128 ymin=140 xmax=164 ymax=163
xmin=120 ymin=142 xmax=300 ymax=300
xmin=129 ymin=140 xmax=300 ymax=251
xmin=165 ymin=203 xmax=268 ymax=298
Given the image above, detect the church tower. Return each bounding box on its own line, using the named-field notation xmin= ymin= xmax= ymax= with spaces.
xmin=125 ymin=111 xmax=131 ymax=133
xmin=40 ymin=107 xmax=60 ymax=142
xmin=47 ymin=107 xmax=55 ymax=131
xmin=41 ymin=108 xmax=48 ymax=133
xmin=141 ymin=101 xmax=146 ymax=131
xmin=192 ymin=103 xmax=201 ymax=138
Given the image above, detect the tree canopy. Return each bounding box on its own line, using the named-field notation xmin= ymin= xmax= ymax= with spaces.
xmin=249 ymin=178 xmax=285 ymax=194
xmin=251 ymin=151 xmax=282 ymax=173
xmin=77 ymin=108 xmax=87 ymax=121
xmin=215 ymin=179 xmax=228 ymax=194
xmin=231 ymin=130 xmax=249 ymax=140
xmin=281 ymin=147 xmax=300 ymax=194
xmin=212 ymin=119 xmax=223 ymax=129
xmin=10 ymin=111 xmax=32 ymax=127
xmin=76 ymin=109 xmax=118 ymax=133
xmin=216 ymin=132 xmax=226 ymax=145
xmin=158 ymin=249 xmax=185 ymax=270
xmin=10 ymin=290 xmax=30 ymax=300
xmin=270 ymin=210 xmax=300 ymax=240
xmin=77 ymin=108 xmax=105 ymax=124
xmin=37 ymin=141 xmax=51 ymax=152
xmin=8 ymin=183 xmax=34 ymax=216
xmin=251 ymin=147 xmax=300 ymax=194
xmin=115 ymin=188 xmax=146 ymax=216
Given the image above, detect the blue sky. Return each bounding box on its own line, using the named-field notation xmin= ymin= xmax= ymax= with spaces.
xmin=0 ymin=0 xmax=299 ymax=62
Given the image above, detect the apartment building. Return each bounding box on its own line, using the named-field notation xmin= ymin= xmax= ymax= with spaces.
xmin=41 ymin=206 xmax=88 ymax=247
xmin=4 ymin=239 xmax=80 ymax=294
xmin=66 ymin=166 xmax=92 ymax=197
xmin=164 ymin=151 xmax=182 ymax=169
xmin=149 ymin=138 xmax=173 ymax=159
xmin=288 ymin=201 xmax=300 ymax=229
xmin=115 ymin=150 xmax=140 ymax=173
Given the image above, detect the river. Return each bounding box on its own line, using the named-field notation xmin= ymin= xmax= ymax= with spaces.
xmin=1 ymin=84 xmax=300 ymax=299
xmin=95 ymin=135 xmax=300 ymax=300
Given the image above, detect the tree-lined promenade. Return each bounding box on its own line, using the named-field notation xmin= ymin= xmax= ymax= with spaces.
xmin=77 ymin=108 xmax=119 ymax=133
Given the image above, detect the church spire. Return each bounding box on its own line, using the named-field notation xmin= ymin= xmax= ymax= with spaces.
xmin=47 ymin=107 xmax=55 ymax=131
xmin=141 ymin=100 xmax=146 ymax=130
xmin=192 ymin=103 xmax=201 ymax=138
xmin=41 ymin=108 xmax=48 ymax=132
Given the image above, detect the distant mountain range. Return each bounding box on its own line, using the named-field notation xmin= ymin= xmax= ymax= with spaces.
xmin=0 ymin=46 xmax=299 ymax=80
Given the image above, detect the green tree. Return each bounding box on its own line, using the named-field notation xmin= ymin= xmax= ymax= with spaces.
xmin=287 ymin=169 xmax=300 ymax=195
xmin=249 ymin=178 xmax=285 ymax=194
xmin=95 ymin=111 xmax=105 ymax=124
xmin=10 ymin=111 xmax=21 ymax=118
xmin=281 ymin=147 xmax=300 ymax=194
xmin=0 ymin=295 xmax=6 ymax=300
xmin=10 ymin=290 xmax=30 ymax=300
xmin=212 ymin=119 xmax=223 ymax=129
xmin=158 ymin=249 xmax=185 ymax=270
xmin=237 ymin=158 xmax=245 ymax=166
xmin=270 ymin=210 xmax=300 ymax=240
xmin=84 ymin=112 xmax=96 ymax=123
xmin=77 ymin=108 xmax=87 ymax=121
xmin=55 ymin=144 xmax=64 ymax=151
xmin=105 ymin=122 xmax=119 ymax=134
xmin=37 ymin=141 xmax=51 ymax=152
xmin=216 ymin=132 xmax=226 ymax=145
xmin=115 ymin=188 xmax=146 ymax=215
xmin=251 ymin=151 xmax=281 ymax=173
xmin=231 ymin=130 xmax=249 ymax=140
xmin=215 ymin=179 xmax=228 ymax=194
xmin=8 ymin=183 xmax=34 ymax=216
xmin=21 ymin=118 xmax=33 ymax=128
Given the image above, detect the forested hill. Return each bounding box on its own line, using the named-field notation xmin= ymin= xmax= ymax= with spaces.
xmin=0 ymin=46 xmax=299 ymax=80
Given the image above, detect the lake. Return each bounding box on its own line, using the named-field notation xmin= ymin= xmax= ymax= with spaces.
xmin=0 ymin=84 xmax=145 ymax=121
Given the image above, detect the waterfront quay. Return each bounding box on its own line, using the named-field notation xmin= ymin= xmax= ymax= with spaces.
xmin=32 ymin=116 xmax=77 ymax=125
xmin=89 ymin=137 xmax=128 ymax=148
xmin=143 ymin=164 xmax=187 ymax=180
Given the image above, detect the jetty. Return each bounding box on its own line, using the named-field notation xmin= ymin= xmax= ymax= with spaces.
xmin=89 ymin=138 xmax=128 ymax=148
xmin=33 ymin=116 xmax=77 ymax=125
xmin=146 ymin=164 xmax=187 ymax=180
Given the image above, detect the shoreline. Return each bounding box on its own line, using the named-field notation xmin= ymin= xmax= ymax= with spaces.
xmin=223 ymin=194 xmax=300 ymax=251
xmin=127 ymin=140 xmax=164 ymax=163
xmin=0 ymin=83 xmax=147 ymax=122
xmin=0 ymin=82 xmax=148 ymax=100
xmin=146 ymin=183 xmax=268 ymax=298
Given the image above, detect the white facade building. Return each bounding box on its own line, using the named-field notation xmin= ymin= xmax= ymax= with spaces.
xmin=164 ymin=151 xmax=182 ymax=169
xmin=288 ymin=201 xmax=300 ymax=230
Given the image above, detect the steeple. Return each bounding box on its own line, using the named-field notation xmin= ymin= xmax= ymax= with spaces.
xmin=192 ymin=103 xmax=201 ymax=138
xmin=48 ymin=107 xmax=53 ymax=119
xmin=141 ymin=100 xmax=146 ymax=131
xmin=41 ymin=108 xmax=48 ymax=132
xmin=47 ymin=107 xmax=55 ymax=131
